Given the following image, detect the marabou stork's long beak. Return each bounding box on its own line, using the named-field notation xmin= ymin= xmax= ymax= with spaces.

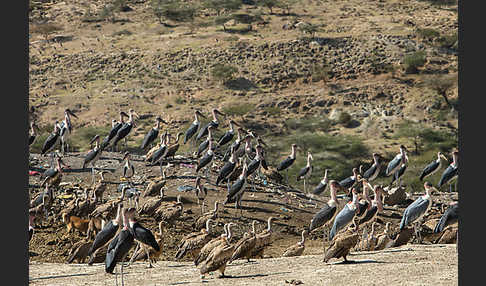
xmin=196 ymin=110 xmax=206 ymax=118
xmin=89 ymin=134 xmax=100 ymax=145
xmin=215 ymin=109 xmax=226 ymax=117
xmin=66 ymin=109 xmax=78 ymax=119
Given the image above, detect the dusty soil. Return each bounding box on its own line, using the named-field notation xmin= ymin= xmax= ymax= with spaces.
xmin=29 ymin=244 xmax=458 ymax=285
xmin=28 ymin=150 xmax=458 ymax=285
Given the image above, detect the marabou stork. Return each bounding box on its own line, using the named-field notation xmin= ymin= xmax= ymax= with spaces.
xmin=29 ymin=121 xmax=40 ymax=147
xmin=246 ymin=144 xmax=265 ymax=191
xmin=362 ymin=153 xmax=383 ymax=182
xmin=40 ymin=155 xmax=69 ymax=189
xmin=222 ymin=128 xmax=245 ymax=162
xmin=100 ymin=111 xmax=129 ymax=151
xmin=434 ymin=202 xmax=458 ymax=233
xmin=420 ymin=151 xmax=448 ymax=181
xmin=82 ymin=134 xmax=103 ymax=184
xmin=110 ymin=109 xmax=140 ymax=151
xmin=120 ymin=151 xmax=135 ymax=180
xmin=385 ymin=145 xmax=408 ymax=177
xmin=58 ymin=108 xmax=78 ymax=154
xmin=126 ymin=207 xmax=160 ymax=268
xmin=104 ymin=208 xmax=134 ymax=286
xmin=216 ymin=146 xmax=237 ymax=188
xmin=309 ymin=180 xmax=342 ymax=241
xmin=41 ymin=121 xmax=62 ymax=161
xmin=224 ymin=161 xmax=248 ymax=217
xmin=277 ymin=143 xmax=298 ymax=185
xmin=147 ymin=132 xmax=168 ymax=166
xmin=310 ymin=169 xmax=330 ymax=204
xmin=184 ymin=110 xmax=206 ymax=156
xmin=329 ymin=188 xmax=359 ymax=241
xmin=195 ymin=108 xmax=225 ymax=141
xmin=390 ymin=163 xmax=407 ymax=187
xmin=196 ymin=124 xmax=216 ymax=157
xmin=216 ymin=119 xmax=241 ymax=148
xmin=195 ymin=177 xmax=208 ymax=214
xmin=297 ymin=151 xmax=313 ymax=194
xmin=357 ymin=181 xmax=384 ymax=232
xmin=438 ymin=150 xmax=458 ymax=192
xmin=196 ymin=132 xmax=215 ymax=178
xmin=338 ymin=167 xmax=360 ymax=190
xmin=140 ymin=116 xmax=166 ymax=150
xmin=399 ymin=181 xmax=436 ymax=243
xmin=88 ymin=203 xmax=123 ymax=258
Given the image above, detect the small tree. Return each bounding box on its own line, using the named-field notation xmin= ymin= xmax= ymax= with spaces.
xmin=402 ymin=51 xmax=427 ymax=74
xmin=277 ymin=0 xmax=299 ymax=15
xmin=426 ymin=74 xmax=457 ymax=111
xmin=259 ymin=0 xmax=280 ymax=14
xmin=203 ymin=0 xmax=241 ymax=16
xmin=151 ymin=0 xmax=197 ymax=25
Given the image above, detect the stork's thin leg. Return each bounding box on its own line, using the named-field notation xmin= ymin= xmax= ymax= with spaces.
xmin=115 ymin=264 xmax=118 ymax=286
xmin=129 ymin=242 xmax=141 ymax=265
xmin=145 ymin=246 xmax=153 ymax=268
xmin=286 ymin=169 xmax=289 ymax=186
xmin=121 ymin=256 xmax=125 ymax=286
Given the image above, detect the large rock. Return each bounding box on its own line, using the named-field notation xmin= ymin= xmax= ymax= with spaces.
xmin=383 ymin=186 xmax=407 ymax=206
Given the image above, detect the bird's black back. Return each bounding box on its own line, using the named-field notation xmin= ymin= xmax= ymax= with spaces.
xmin=130 ymin=222 xmax=160 ymax=251
xmin=105 ymin=229 xmax=134 ymax=273
xmin=277 ymin=156 xmax=294 ymax=171
xmin=309 ymin=204 xmax=336 ymax=232
xmin=88 ymin=220 xmax=118 ymax=256
xmin=434 ymin=204 xmax=458 ymax=233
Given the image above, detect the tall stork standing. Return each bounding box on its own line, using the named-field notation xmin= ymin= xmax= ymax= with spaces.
xmin=58 ymin=108 xmax=78 ymax=154
xmin=224 ymin=162 xmax=248 ymax=218
xmin=41 ymin=121 xmax=62 ymax=163
xmin=100 ymin=111 xmax=128 ymax=151
xmin=195 ymin=177 xmax=208 ymax=214
xmin=88 ymin=203 xmax=123 ymax=258
xmin=82 ymin=134 xmax=103 ymax=185
xmin=29 ymin=121 xmax=40 ymax=147
xmin=438 ymin=150 xmax=458 ymax=192
xmin=338 ymin=167 xmax=360 ymax=190
xmin=126 ymin=207 xmax=161 ymax=268
xmin=390 ymin=163 xmax=407 ymax=187
xmin=215 ymin=146 xmax=237 ymax=189
xmin=385 ymin=145 xmax=408 ymax=177
xmin=195 ymin=108 xmax=225 ymax=142
xmin=110 ymin=109 xmax=140 ymax=152
xmin=309 ymin=180 xmax=342 ymax=241
xmin=399 ymin=181 xmax=436 ymax=243
xmin=420 ymin=151 xmax=448 ymax=181
xmin=362 ymin=153 xmax=383 ymax=182
xmin=147 ymin=132 xmax=168 ymax=166
xmin=277 ymin=143 xmax=298 ymax=185
xmin=329 ymin=188 xmax=360 ymax=241
xmin=104 ymin=208 xmax=134 ymax=286
xmin=184 ymin=110 xmax=206 ymax=155
xmin=357 ymin=181 xmax=384 ymax=233
xmin=121 ymin=151 xmax=135 ymax=181
xmin=222 ymin=128 xmax=245 ymax=162
xmin=297 ymin=151 xmax=313 ymax=195
xmin=196 ymin=124 xmax=215 ymax=158
xmin=196 ymin=130 xmax=215 ymax=178
xmin=246 ymin=145 xmax=265 ymax=191
xmin=216 ymin=119 xmax=241 ymax=149
xmin=140 ymin=116 xmax=166 ymax=150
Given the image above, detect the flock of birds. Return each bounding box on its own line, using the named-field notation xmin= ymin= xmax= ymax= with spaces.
xmin=28 ymin=107 xmax=459 ymax=282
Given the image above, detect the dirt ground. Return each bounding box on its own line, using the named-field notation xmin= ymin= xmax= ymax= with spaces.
xmin=28 ymin=150 xmax=458 ymax=285
xmin=29 ymin=244 xmax=457 ymax=285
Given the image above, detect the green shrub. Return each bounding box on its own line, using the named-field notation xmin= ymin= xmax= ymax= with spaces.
xmin=211 ymin=63 xmax=238 ymax=84
xmin=264 ymin=106 xmax=281 ymax=116
xmin=284 ymin=116 xmax=332 ymax=132
xmin=222 ymin=102 xmax=254 ymax=116
xmin=310 ymin=63 xmax=331 ymax=82
xmin=416 ymin=28 xmax=440 ymax=40
xmin=337 ymin=112 xmax=352 ymax=126
xmin=111 ymin=29 xmax=132 ymax=37
xmin=402 ymin=51 xmax=427 ymax=74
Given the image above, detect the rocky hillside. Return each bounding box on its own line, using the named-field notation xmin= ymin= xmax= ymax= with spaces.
xmin=29 ymin=0 xmax=458 ymax=190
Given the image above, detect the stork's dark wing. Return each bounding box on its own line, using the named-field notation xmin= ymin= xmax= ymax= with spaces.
xmin=277 ymin=156 xmax=294 ymax=172
xmin=309 ymin=204 xmax=336 ymax=232
xmin=141 ymin=128 xmax=158 ymax=149
xmin=399 ymin=197 xmax=429 ymax=230
xmin=131 ymin=222 xmax=160 ymax=251
xmin=434 ymin=204 xmax=458 ymax=233
xmin=184 ymin=122 xmax=199 ymax=144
